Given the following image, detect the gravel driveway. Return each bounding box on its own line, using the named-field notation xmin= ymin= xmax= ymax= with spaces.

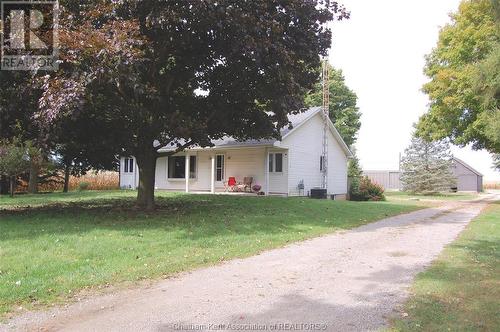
xmin=3 ymin=195 xmax=495 ymax=332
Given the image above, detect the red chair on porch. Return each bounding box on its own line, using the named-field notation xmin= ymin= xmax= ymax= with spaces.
xmin=226 ymin=177 xmax=237 ymax=191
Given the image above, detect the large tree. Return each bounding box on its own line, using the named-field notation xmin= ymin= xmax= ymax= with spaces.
xmin=0 ymin=71 xmax=113 ymax=194
xmin=0 ymin=71 xmax=44 ymax=194
xmin=40 ymin=0 xmax=349 ymax=209
xmin=304 ymin=65 xmax=361 ymax=147
xmin=51 ymin=111 xmax=120 ymax=193
xmin=494 ymin=154 xmax=500 ymax=171
xmin=400 ymin=135 xmax=457 ymax=194
xmin=0 ymin=139 xmax=32 ymax=197
xmin=417 ymin=0 xmax=500 ymax=156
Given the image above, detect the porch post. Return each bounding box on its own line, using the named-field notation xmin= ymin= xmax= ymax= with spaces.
xmin=210 ymin=155 xmax=215 ymax=194
xmin=264 ymin=148 xmax=269 ymax=195
xmin=185 ymin=154 xmax=190 ymax=193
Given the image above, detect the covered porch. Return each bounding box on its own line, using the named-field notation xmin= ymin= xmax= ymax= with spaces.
xmin=154 ymin=146 xmax=289 ymax=195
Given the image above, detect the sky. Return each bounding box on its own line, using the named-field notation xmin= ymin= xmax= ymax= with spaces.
xmin=328 ymin=0 xmax=500 ymax=182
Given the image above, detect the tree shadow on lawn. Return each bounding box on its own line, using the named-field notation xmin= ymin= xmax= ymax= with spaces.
xmin=0 ymin=194 xmax=417 ymax=242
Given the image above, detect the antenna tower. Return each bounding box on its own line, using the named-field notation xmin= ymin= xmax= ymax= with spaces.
xmin=321 ymin=59 xmax=329 ymax=190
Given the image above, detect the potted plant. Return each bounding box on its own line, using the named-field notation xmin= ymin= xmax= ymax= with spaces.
xmin=252 ymin=184 xmax=262 ymax=193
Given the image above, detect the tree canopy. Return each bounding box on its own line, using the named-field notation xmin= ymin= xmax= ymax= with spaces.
xmin=304 ymin=65 xmax=361 ymax=147
xmin=36 ymin=0 xmax=349 ymax=209
xmin=417 ymin=0 xmax=500 ymax=156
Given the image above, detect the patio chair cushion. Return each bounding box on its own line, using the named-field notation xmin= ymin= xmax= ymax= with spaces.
xmin=228 ymin=177 xmax=237 ymax=186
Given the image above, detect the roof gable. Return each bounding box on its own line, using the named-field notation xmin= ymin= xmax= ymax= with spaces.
xmin=453 ymin=157 xmax=483 ymax=176
xmin=281 ymin=108 xmax=353 ymax=157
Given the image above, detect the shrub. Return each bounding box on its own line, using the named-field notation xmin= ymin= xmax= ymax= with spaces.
xmin=349 ymin=176 xmax=385 ymax=201
xmin=78 ymin=181 xmax=90 ymax=191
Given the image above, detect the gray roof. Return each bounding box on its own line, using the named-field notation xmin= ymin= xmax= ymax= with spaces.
xmin=159 ymin=107 xmax=323 ymax=150
xmin=453 ymin=157 xmax=483 ymax=176
xmin=281 ymin=107 xmax=322 ymax=136
xmin=211 ymin=107 xmax=322 ymax=148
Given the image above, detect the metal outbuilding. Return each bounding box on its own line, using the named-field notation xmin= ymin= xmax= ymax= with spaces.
xmin=362 ymin=170 xmax=402 ymax=190
xmin=451 ymin=157 xmax=483 ymax=192
xmin=363 ymin=157 xmax=483 ymax=193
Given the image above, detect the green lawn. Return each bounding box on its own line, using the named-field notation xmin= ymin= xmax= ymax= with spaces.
xmin=386 ymin=191 xmax=479 ymax=204
xmin=0 ymin=190 xmax=132 ymax=208
xmin=0 ymin=190 xmax=421 ymax=317
xmin=391 ymin=201 xmax=500 ymax=331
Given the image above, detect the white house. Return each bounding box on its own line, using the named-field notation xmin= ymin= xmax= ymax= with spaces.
xmin=120 ymin=107 xmax=353 ymax=198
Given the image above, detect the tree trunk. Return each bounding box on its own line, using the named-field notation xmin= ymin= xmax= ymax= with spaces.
xmin=136 ymin=149 xmax=157 ymax=211
xmin=28 ymin=158 xmax=40 ymax=194
xmin=9 ymin=176 xmax=15 ymax=198
xmin=0 ymin=175 xmax=9 ymax=195
xmin=63 ymin=165 xmax=71 ymax=193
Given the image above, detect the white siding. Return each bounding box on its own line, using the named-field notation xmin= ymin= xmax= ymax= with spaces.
xmin=282 ymin=113 xmax=348 ymax=196
xmin=155 ymin=151 xmax=212 ymax=191
xmin=327 ymin=127 xmax=348 ymax=195
xmin=223 ymin=148 xmax=267 ymax=191
xmin=152 ymin=148 xmax=269 ymax=192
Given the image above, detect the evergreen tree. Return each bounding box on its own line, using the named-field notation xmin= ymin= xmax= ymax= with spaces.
xmin=348 ymin=150 xmax=362 ymax=178
xmin=400 ymin=136 xmax=457 ymax=193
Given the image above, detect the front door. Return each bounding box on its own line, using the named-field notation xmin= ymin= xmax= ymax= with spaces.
xmin=268 ymin=151 xmax=288 ymax=194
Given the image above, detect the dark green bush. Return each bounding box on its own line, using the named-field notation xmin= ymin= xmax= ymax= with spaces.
xmin=349 ymin=176 xmax=385 ymax=201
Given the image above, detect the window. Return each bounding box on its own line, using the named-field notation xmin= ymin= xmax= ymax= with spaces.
xmin=124 ymin=158 xmax=134 ymax=173
xmin=269 ymin=153 xmax=283 ymax=173
xmin=216 ymin=155 xmax=224 ymax=181
xmin=168 ymin=155 xmax=197 ymax=179
xmin=275 ymin=153 xmax=283 ymax=172
xmin=189 ymin=156 xmax=196 ymax=179
xmin=320 ymin=155 xmax=326 ymax=172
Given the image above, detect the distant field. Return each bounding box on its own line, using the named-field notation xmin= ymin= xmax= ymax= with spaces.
xmin=483 ymin=181 xmax=500 ymax=190
xmin=17 ymin=171 xmax=119 ymax=193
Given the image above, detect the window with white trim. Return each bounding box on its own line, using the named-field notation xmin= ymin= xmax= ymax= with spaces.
xmin=124 ymin=158 xmax=134 ymax=173
xmin=216 ymin=155 xmax=224 ymax=181
xmin=168 ymin=156 xmax=197 ymax=179
xmin=269 ymin=153 xmax=283 ymax=173
xmin=320 ymin=155 xmax=326 ymax=172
